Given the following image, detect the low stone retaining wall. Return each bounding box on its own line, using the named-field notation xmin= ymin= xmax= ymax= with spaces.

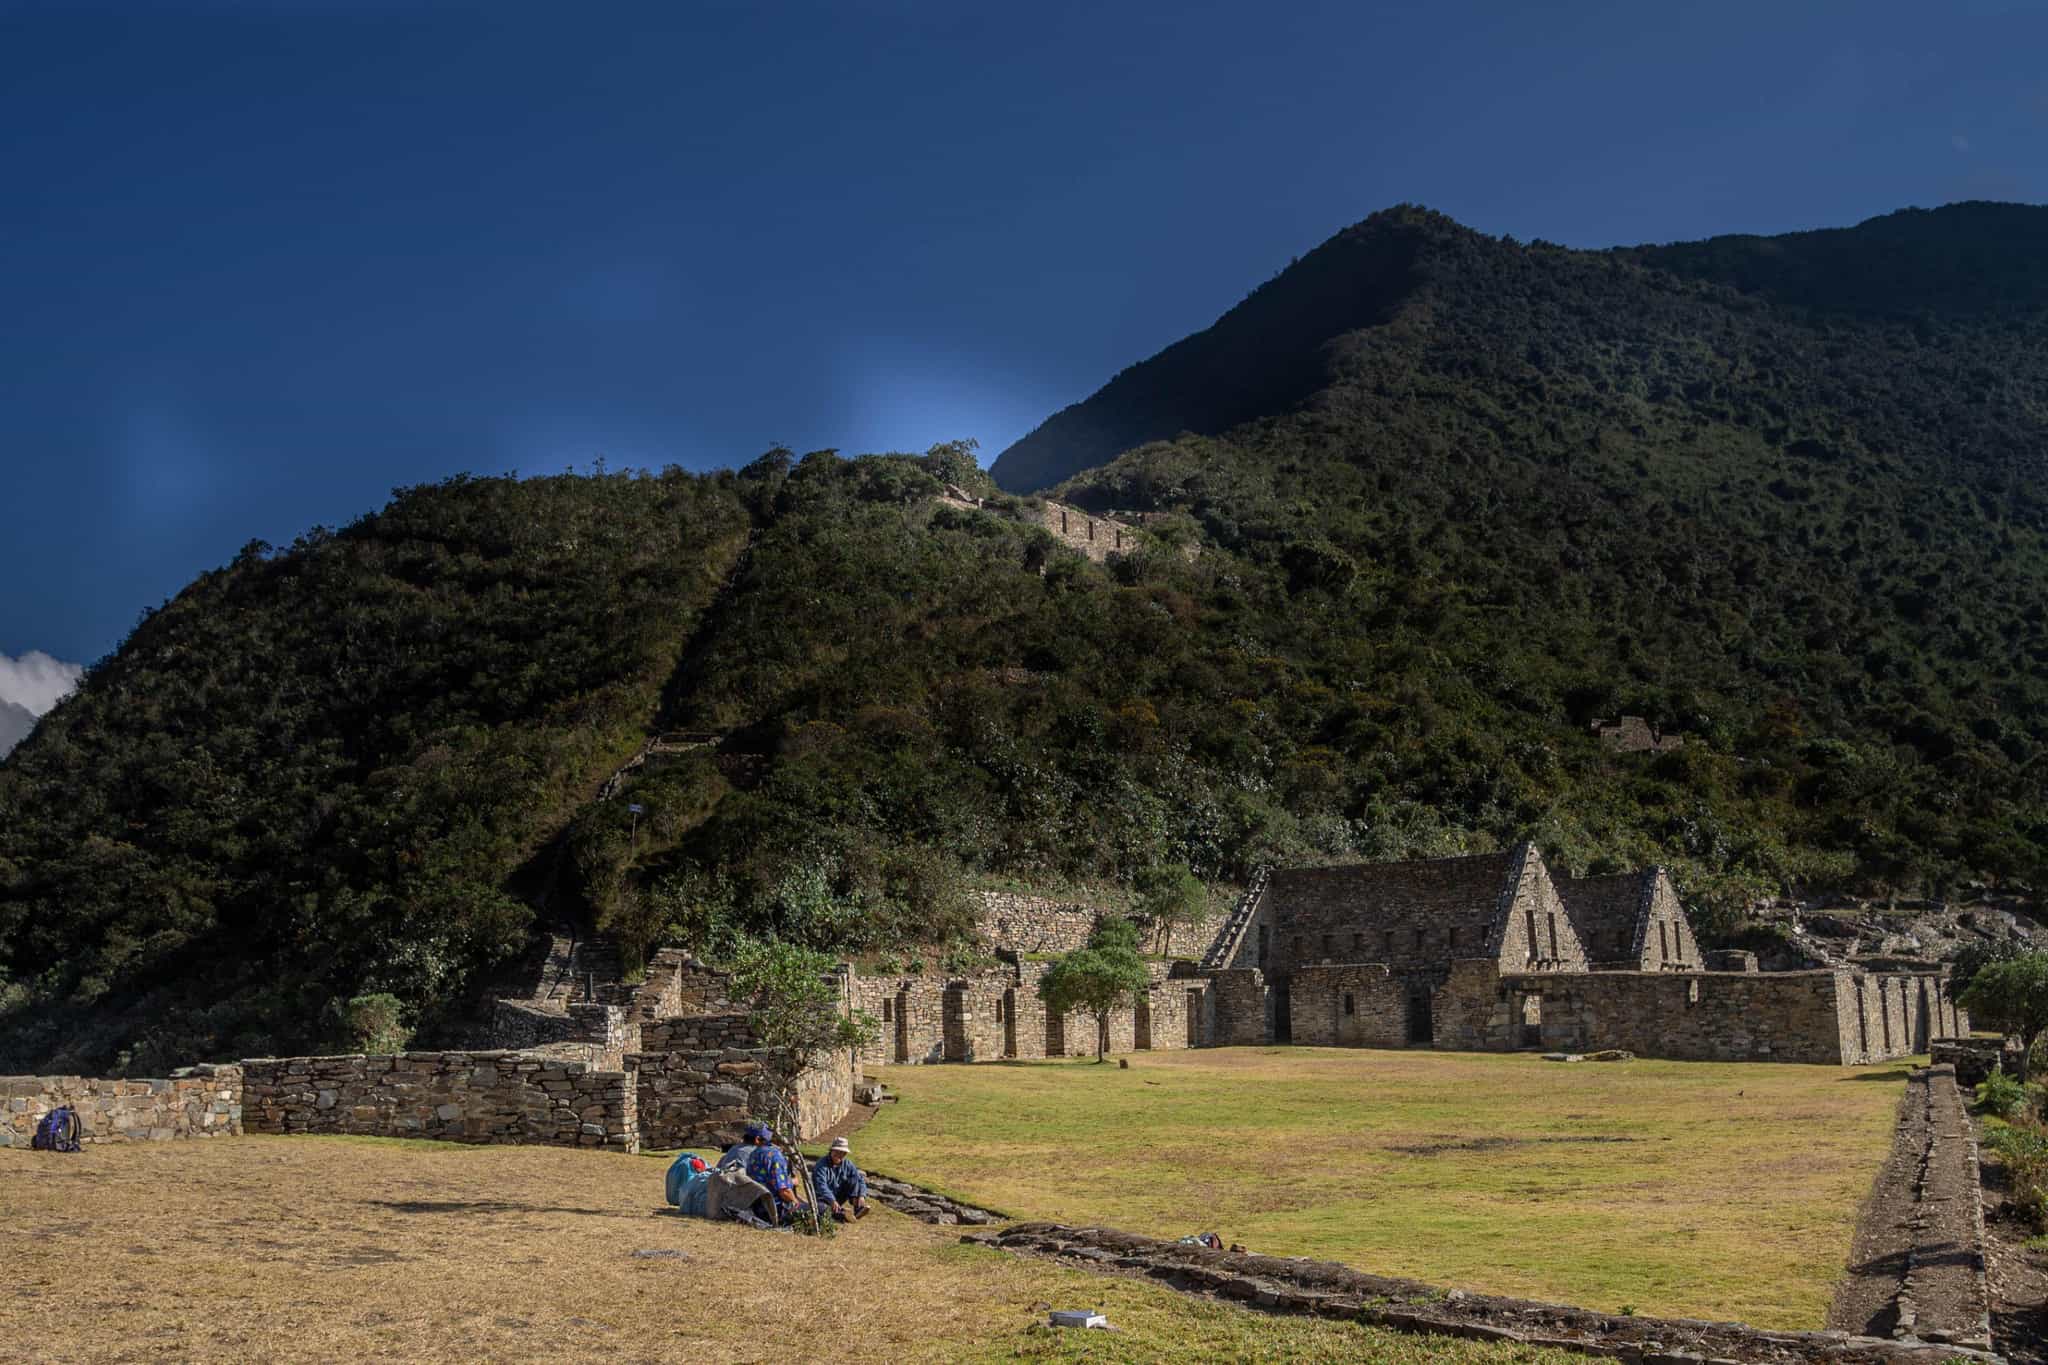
xmin=969 ymin=1222 xmax=1999 ymax=1363
xmin=1930 ymin=1039 xmax=2011 ymax=1089
xmin=1832 ymin=1066 xmax=1995 ymax=1351
xmin=640 ymin=1013 xmax=758 ymax=1052
xmin=630 ymin=1046 xmax=855 ymax=1148
xmin=0 ymin=1066 xmax=242 ymax=1147
xmin=241 ymin=1052 xmax=635 ymax=1152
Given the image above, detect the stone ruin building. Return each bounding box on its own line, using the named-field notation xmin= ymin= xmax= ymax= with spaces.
xmin=1203 ymin=844 xmax=1963 ymax=1064
xmin=3 ymin=849 xmax=1969 ymax=1153
xmin=1592 ymin=715 xmax=1685 ymax=753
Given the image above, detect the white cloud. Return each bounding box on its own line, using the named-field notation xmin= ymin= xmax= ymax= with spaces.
xmin=0 ymin=650 xmax=84 ymax=718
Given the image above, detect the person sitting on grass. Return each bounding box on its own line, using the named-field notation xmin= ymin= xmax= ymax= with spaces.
xmin=811 ymin=1137 xmax=871 ymax=1221
xmin=738 ymin=1121 xmax=809 ymax=1226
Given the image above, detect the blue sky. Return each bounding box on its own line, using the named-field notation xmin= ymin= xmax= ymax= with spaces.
xmin=3 ymin=0 xmax=2045 ymax=667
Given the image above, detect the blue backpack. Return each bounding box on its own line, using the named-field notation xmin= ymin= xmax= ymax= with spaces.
xmin=31 ymin=1105 xmax=82 ymax=1153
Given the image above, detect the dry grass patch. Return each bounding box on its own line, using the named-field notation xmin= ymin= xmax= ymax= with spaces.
xmin=1 ymin=1134 xmax=1584 ymax=1363
xmin=859 ymin=1047 xmax=1913 ymax=1329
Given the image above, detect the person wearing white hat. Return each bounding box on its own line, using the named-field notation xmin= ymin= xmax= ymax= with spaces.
xmin=812 ymin=1136 xmax=871 ymax=1222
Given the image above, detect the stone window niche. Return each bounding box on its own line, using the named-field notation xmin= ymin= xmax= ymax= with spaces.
xmin=1343 ymin=992 xmax=1356 ymax=1016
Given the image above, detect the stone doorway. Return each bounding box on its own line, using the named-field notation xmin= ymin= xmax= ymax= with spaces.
xmin=1273 ymin=975 xmax=1293 ymax=1043
xmin=1186 ymin=990 xmax=1201 ymax=1046
xmin=1519 ymin=993 xmax=1543 ymax=1049
xmin=1002 ymin=989 xmax=1018 ymax=1058
xmin=1406 ymin=990 xmax=1433 ymax=1046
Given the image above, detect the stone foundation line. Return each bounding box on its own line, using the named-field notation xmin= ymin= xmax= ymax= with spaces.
xmin=963 ymin=1223 xmax=2005 ymax=1365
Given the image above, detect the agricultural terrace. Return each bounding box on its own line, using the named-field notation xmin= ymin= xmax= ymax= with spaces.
xmin=859 ymin=1048 xmax=1914 ymax=1330
xmin=1 ymin=1134 xmax=1588 ymax=1364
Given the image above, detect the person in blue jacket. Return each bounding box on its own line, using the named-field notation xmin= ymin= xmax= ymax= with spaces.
xmin=735 ymin=1121 xmax=808 ymax=1225
xmin=811 ymin=1136 xmax=871 ymax=1221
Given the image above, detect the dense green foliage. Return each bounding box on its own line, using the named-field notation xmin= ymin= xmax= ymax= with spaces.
xmin=4 ymin=203 xmax=2046 ymax=1073
xmin=1962 ymin=953 xmax=2048 ymax=1083
xmin=0 ymin=471 xmax=749 ymax=1070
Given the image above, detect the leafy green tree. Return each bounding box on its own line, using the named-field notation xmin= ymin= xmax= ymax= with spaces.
xmin=725 ymin=936 xmax=875 ymax=1080
xmin=1135 ymin=863 xmax=1208 ymax=955
xmin=1037 ymin=917 xmax=1150 ymax=1062
xmin=1960 ymin=953 xmax=2048 ymax=1083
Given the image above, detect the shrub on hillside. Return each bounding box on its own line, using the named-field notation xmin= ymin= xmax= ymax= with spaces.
xmin=340 ymin=993 xmax=411 ymax=1054
xmin=1975 ymin=1068 xmax=2035 ymax=1121
xmin=1985 ymin=1118 xmax=2048 ymax=1233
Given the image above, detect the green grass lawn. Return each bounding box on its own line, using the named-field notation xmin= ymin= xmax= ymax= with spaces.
xmin=857 ymin=1047 xmax=1914 ymax=1331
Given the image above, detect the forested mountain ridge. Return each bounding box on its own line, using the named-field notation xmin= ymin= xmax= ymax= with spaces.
xmin=4 ymin=203 xmax=2046 ymax=1074
xmin=991 ymin=201 xmax=2048 ymax=500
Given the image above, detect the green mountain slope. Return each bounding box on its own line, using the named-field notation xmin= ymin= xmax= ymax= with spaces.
xmin=5 ymin=204 xmax=2046 ymax=1073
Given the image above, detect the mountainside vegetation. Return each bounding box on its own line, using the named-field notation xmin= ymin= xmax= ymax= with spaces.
xmin=5 ymin=202 xmax=2046 ymax=1073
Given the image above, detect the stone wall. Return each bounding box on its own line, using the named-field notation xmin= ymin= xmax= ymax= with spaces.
xmin=241 ymin=1052 xmax=636 ymax=1151
xmin=1491 ymin=847 xmax=1589 ymax=973
xmin=629 ymin=1046 xmax=856 ymax=1148
xmin=640 ymin=1012 xmax=758 ymax=1053
xmin=1208 ymin=968 xmax=1270 ymax=1046
xmin=944 ymin=980 xmax=1007 ymax=1063
xmin=974 ymin=890 xmax=1224 ymax=961
xmin=1 ymin=1066 xmax=242 ymax=1147
xmin=977 ymin=891 xmax=1098 ymax=955
xmin=1137 ymin=983 xmax=1199 ymax=1050
xmin=490 ymin=1000 xmax=637 ymax=1069
xmin=1641 ymin=873 xmax=1702 ymax=970
xmin=1260 ymin=846 xmax=1587 ymax=981
xmin=851 ymin=976 xmax=947 ymax=1066
xmin=1289 ymin=964 xmax=1408 ymax=1047
xmin=1479 ymin=968 xmax=1964 ymax=1065
xmin=1005 ymin=973 xmax=1049 ymax=1060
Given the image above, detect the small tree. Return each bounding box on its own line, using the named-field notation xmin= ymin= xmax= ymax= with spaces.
xmin=726 ymin=936 xmax=875 ymax=1077
xmin=1960 ymin=953 xmax=2048 ymax=1083
xmin=1136 ymin=863 xmax=1208 ymax=956
xmin=1038 ymin=917 xmax=1150 ymax=1063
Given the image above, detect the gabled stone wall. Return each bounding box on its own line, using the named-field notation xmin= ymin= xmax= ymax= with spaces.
xmin=1 ymin=1066 xmax=242 ymax=1147
xmin=1492 ymin=846 xmax=1588 ymax=973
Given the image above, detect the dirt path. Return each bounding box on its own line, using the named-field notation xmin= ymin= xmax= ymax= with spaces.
xmin=1830 ymin=1066 xmax=1994 ymax=1350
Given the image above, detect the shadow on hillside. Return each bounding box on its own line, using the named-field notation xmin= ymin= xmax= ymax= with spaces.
xmin=1838 ymin=1066 xmax=1919 ymax=1083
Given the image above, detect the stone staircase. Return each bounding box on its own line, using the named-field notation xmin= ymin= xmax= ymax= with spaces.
xmin=1200 ymin=867 xmax=1271 ymax=971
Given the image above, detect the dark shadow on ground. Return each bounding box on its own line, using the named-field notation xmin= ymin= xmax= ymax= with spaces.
xmin=363 ymin=1198 xmax=637 ymax=1218
xmin=1838 ymin=1066 xmax=1919 ymax=1083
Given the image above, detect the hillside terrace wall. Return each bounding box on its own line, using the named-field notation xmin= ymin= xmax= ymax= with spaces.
xmin=1 ymin=1066 xmax=242 ymax=1147
xmin=490 ymin=1001 xmax=637 ymax=1070
xmin=640 ymin=1012 xmax=758 ymax=1052
xmin=974 ymin=891 xmax=1225 ymax=961
xmin=241 ymin=1052 xmax=636 ymax=1152
xmin=629 ymin=1046 xmax=856 ymax=1147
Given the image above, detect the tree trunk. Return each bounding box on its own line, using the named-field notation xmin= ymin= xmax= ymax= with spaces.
xmin=1096 ymin=1010 xmax=1107 ymax=1063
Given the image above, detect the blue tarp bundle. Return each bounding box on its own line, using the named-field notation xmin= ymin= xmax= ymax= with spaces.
xmin=665 ymin=1152 xmax=712 ymax=1216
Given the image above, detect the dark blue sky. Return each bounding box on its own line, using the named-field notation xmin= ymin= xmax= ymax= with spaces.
xmin=5 ymin=0 xmax=2044 ymax=666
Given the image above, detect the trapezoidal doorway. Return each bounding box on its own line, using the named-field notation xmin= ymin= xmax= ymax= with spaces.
xmin=1405 ymin=990 xmax=1433 ymax=1046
